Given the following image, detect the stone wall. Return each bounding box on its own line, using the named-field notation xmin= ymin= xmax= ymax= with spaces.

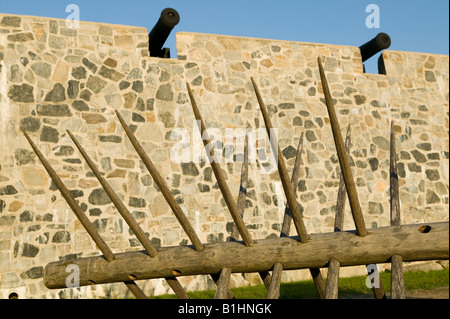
xmin=0 ymin=13 xmax=448 ymax=298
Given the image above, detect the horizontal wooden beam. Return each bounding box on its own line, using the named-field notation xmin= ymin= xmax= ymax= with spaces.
xmin=43 ymin=222 xmax=449 ymax=289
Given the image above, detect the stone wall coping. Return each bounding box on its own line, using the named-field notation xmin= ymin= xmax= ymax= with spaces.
xmin=0 ymin=12 xmax=148 ymax=32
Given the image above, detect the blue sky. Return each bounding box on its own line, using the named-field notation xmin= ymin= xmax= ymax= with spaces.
xmin=1 ymin=0 xmax=448 ymax=73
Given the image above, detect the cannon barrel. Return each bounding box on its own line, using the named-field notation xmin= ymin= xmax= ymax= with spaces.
xmin=359 ymin=32 xmax=391 ymax=62
xmin=149 ymin=8 xmax=180 ymax=58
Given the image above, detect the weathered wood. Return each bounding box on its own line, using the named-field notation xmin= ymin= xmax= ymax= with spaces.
xmin=390 ymin=121 xmax=401 ymax=227
xmin=214 ymin=268 xmax=233 ymax=299
xmin=325 ymin=125 xmax=351 ymax=299
xmin=390 ymin=121 xmax=405 ymax=299
xmin=370 ymin=268 xmax=387 ymax=299
xmin=212 ymin=134 xmax=251 ymax=299
xmin=44 ymin=222 xmax=449 ymax=289
xmin=165 ymin=277 xmax=190 ymax=299
xmin=324 ymin=258 xmax=340 ymax=299
xmin=23 ymin=131 xmax=148 ymax=299
xmin=334 ymin=125 xmax=351 ymax=232
xmin=67 ymin=130 xmax=158 ymax=258
xmin=115 ymin=110 xmax=204 ymax=252
xmin=259 ymin=271 xmax=272 ymax=290
xmin=266 ymin=262 xmax=283 ymax=299
xmin=68 ymin=129 xmax=192 ymax=299
xmin=280 ymin=132 xmax=304 ymax=238
xmin=251 ymin=77 xmax=309 ymax=243
xmin=187 ymin=83 xmax=254 ymax=247
xmin=123 ymin=281 xmax=148 ymax=299
xmin=317 ymin=57 xmax=367 ymax=237
xmin=268 ymin=133 xmax=325 ymax=299
xmin=390 ymin=255 xmax=405 ymax=299
xmin=231 ymin=133 xmax=249 ymax=242
xmin=68 ymin=129 xmax=191 ymax=299
xmin=23 ymin=130 xmax=115 ymax=262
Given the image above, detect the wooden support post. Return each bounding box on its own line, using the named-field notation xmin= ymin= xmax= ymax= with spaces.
xmin=187 ymin=83 xmax=254 ymax=247
xmin=67 ymin=130 xmax=189 ymax=299
xmin=390 ymin=121 xmax=406 ymax=299
xmin=369 ymin=266 xmax=387 ymax=299
xmin=23 ymin=130 xmax=115 ymax=261
xmin=317 ymin=57 xmax=368 ymax=237
xmin=324 ymin=258 xmax=341 ymax=299
xmin=212 ymin=133 xmax=251 ymax=299
xmin=214 ymin=268 xmax=233 ymax=299
xmin=165 ymin=277 xmax=190 ymax=299
xmin=267 ymin=133 xmax=325 ymax=299
xmin=115 ymin=110 xmax=204 ymax=252
xmin=22 ymin=131 xmax=148 ymax=299
xmin=266 ymin=263 xmax=283 ymax=299
xmin=43 ymin=222 xmax=449 ymax=289
xmin=67 ymin=130 xmax=158 ymax=258
xmin=325 ymin=125 xmax=351 ymax=299
xmin=279 ymin=133 xmax=305 ymax=238
xmin=250 ymin=77 xmax=309 ymax=243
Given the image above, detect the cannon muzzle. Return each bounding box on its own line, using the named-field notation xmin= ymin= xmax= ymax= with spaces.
xmin=359 ymin=32 xmax=391 ymax=62
xmin=149 ymin=8 xmax=180 ymax=58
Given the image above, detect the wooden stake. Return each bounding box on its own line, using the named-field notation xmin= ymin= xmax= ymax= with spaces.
xmin=214 ymin=268 xmax=232 ymax=299
xmin=324 ymin=258 xmax=340 ymax=299
xmin=250 ymin=77 xmax=309 ymax=243
xmin=186 ymin=83 xmax=254 ymax=247
xmin=23 ymin=130 xmax=115 ymax=261
xmin=325 ymin=125 xmax=351 ymax=299
xmin=67 ymin=131 xmax=190 ymax=299
xmin=67 ymin=130 xmax=158 ymax=258
xmin=390 ymin=121 xmax=406 ymax=299
xmin=165 ymin=277 xmax=190 ymax=299
xmin=266 ymin=262 xmax=283 ymax=299
xmin=317 ymin=57 xmax=368 ymax=237
xmin=22 ymin=131 xmax=148 ymax=299
xmin=212 ymin=133 xmax=251 ymax=299
xmin=267 ymin=133 xmax=325 ymax=299
xmin=231 ymin=133 xmax=249 ymax=242
xmin=115 ymin=110 xmax=204 ymax=252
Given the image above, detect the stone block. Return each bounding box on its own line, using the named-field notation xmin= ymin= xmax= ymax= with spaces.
xmin=8 ymin=84 xmax=34 ymax=102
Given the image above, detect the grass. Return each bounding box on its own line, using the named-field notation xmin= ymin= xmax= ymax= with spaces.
xmin=150 ymin=268 xmax=449 ymax=299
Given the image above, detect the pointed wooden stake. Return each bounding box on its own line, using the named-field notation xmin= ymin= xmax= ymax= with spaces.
xmin=317 ymin=57 xmax=367 ymax=237
xmin=23 ymin=130 xmax=115 ymax=261
xmin=390 ymin=121 xmax=406 ymax=299
xmin=187 ymin=83 xmax=254 ymax=247
xmin=267 ymin=133 xmax=325 ymax=299
xmin=325 ymin=125 xmax=351 ymax=299
xmin=250 ymin=77 xmax=309 ymax=243
xmin=67 ymin=130 xmax=191 ymax=298
xmin=212 ymin=132 xmax=251 ymax=299
xmin=22 ymin=130 xmax=148 ymax=299
xmin=67 ymin=130 xmax=158 ymax=258
xmin=165 ymin=277 xmax=190 ymax=299
xmin=115 ymin=110 xmax=204 ymax=252
xmin=231 ymin=133 xmax=250 ymax=242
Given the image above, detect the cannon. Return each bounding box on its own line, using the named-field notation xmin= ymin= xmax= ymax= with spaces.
xmin=148 ymin=8 xmax=180 ymax=58
xmin=359 ymin=32 xmax=391 ymax=62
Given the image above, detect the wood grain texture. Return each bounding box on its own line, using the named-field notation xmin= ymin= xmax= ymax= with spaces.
xmin=44 ymin=222 xmax=449 ymax=289
xmin=187 ymin=83 xmax=254 ymax=247
xmin=116 ymin=110 xmax=204 ymax=252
